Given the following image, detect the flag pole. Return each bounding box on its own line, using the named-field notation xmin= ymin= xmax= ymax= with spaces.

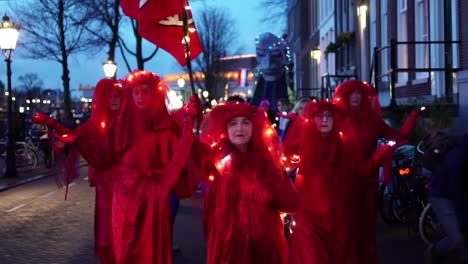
xmin=182 ymin=5 xmax=196 ymax=96
xmin=182 ymin=4 xmax=199 ymax=135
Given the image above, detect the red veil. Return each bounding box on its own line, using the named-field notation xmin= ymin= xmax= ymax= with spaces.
xmin=298 ymin=100 xmax=345 ymax=176
xmin=289 ymin=100 xmax=358 ymax=264
xmin=113 ymin=70 xmax=174 ymax=153
xmin=200 ymin=101 xmax=285 ymax=185
xmin=200 ymin=101 xmax=298 ymax=264
xmin=63 ymin=78 xmax=122 ymax=194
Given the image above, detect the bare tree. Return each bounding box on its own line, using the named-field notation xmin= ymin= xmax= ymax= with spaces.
xmin=118 ymin=18 xmax=159 ymax=71
xmin=194 ymin=5 xmax=237 ymax=99
xmin=10 ymin=0 xmax=106 ymax=113
xmin=78 ymin=0 xmax=121 ymax=63
xmin=17 ymin=73 xmax=43 ymax=91
xmin=258 ymin=0 xmax=287 ymax=26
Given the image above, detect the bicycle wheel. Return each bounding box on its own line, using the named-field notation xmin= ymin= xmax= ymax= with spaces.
xmin=16 ymin=148 xmax=38 ymax=171
xmin=419 ymin=203 xmax=445 ymax=245
xmin=378 ymin=183 xmax=398 ymax=225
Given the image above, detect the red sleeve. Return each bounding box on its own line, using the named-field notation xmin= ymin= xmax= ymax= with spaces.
xmin=399 ymin=110 xmax=419 ymax=139
xmin=77 ymin=123 xmax=120 ymax=170
xmin=51 ymin=121 xmax=74 ymax=136
xmin=164 ymin=124 xmax=198 ymax=198
xmin=377 ymin=117 xmax=401 ymax=141
xmin=269 ymin=173 xmax=299 ymax=213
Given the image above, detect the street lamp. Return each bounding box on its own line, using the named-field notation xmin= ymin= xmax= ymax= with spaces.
xmin=177 ymin=77 xmax=185 ymax=89
xmin=0 ymin=14 xmax=19 ymax=178
xmin=357 ymin=1 xmax=368 ymax=28
xmin=102 ymin=59 xmax=117 ymax=79
xmin=310 ymin=47 xmax=321 ymax=62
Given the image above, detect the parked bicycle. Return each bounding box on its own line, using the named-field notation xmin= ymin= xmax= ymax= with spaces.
xmin=0 ymin=140 xmax=39 ymax=176
xmin=378 ymin=137 xmax=431 ymax=229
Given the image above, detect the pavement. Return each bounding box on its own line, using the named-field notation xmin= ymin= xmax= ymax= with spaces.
xmin=0 ymin=159 xmax=88 ymax=192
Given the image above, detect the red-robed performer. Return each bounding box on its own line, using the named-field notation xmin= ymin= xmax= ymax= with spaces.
xmin=32 ymin=78 xmax=122 ymax=263
xmin=100 ymin=70 xmax=198 ymax=264
xmin=198 ymin=101 xmax=299 ymax=264
xmin=332 ymin=80 xmax=423 ymax=263
xmin=288 ymin=100 xmax=395 ymax=264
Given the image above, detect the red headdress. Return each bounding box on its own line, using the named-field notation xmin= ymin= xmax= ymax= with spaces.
xmin=332 ymin=80 xmax=374 ymax=112
xmin=63 ymin=78 xmax=122 ymax=198
xmin=89 ymin=78 xmax=122 ymax=140
xmin=299 ymin=100 xmax=345 ymax=176
xmin=114 ymin=70 xmax=173 ymax=152
xmin=200 ymin=101 xmax=284 ymax=183
xmin=363 ymin=81 xmax=382 ymax=117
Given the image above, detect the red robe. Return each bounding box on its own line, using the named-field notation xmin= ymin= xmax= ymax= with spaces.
xmin=288 ymin=127 xmax=358 ymax=264
xmin=75 ymin=122 xmax=119 ymax=263
xmin=202 ymin=150 xmax=299 ymax=264
xmin=345 ymin=110 xmax=418 ymax=264
xmin=53 ymin=119 xmax=119 ymax=263
xmin=111 ymin=122 xmax=194 ymax=264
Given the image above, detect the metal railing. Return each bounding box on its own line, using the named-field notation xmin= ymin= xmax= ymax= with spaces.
xmin=371 ymin=38 xmax=461 ymax=107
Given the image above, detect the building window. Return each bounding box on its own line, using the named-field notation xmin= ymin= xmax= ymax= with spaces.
xmin=397 ymin=0 xmax=408 ymax=83
xmin=370 ymin=0 xmax=377 ymax=70
xmin=380 ymin=0 xmax=389 ymax=83
xmin=415 ymin=0 xmax=429 ymax=79
xmin=400 ymin=0 xmax=407 ymax=12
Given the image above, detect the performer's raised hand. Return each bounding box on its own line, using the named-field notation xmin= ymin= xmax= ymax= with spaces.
xmin=32 ymin=112 xmax=57 ymax=127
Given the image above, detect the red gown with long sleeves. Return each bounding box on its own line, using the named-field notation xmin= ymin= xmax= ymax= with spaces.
xmin=288 ymin=100 xmax=394 ymax=264
xmin=107 ymin=71 xmax=196 ymax=264
xmin=203 ymin=151 xmax=298 ymax=264
xmin=199 ymin=102 xmax=299 ymax=264
xmin=48 ymin=78 xmax=121 ymax=263
xmin=75 ymin=120 xmax=120 ymax=262
xmin=287 ymin=101 xmax=357 ymax=264
xmin=333 ymin=80 xmax=419 ymax=264
xmin=112 ymin=126 xmax=180 ymax=264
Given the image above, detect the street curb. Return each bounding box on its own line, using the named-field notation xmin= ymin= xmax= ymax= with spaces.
xmin=0 ymin=162 xmax=88 ymax=192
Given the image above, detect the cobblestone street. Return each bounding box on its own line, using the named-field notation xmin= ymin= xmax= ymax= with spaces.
xmin=0 ymin=165 xmax=439 ymax=264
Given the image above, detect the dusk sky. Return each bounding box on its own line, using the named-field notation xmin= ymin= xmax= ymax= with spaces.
xmin=0 ymin=0 xmax=284 ymax=93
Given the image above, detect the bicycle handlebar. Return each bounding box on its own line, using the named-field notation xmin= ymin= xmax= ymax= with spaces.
xmin=416 ymin=133 xmax=431 ymax=155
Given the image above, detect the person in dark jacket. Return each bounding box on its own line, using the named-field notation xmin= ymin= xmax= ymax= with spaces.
xmin=426 ymin=133 xmax=468 ymax=263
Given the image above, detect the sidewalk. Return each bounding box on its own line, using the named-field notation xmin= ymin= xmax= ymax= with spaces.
xmin=0 ymin=159 xmax=88 ymax=192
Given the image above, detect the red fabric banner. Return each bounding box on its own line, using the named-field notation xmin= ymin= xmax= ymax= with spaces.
xmin=120 ymin=0 xmax=139 ymax=20
xmin=121 ymin=0 xmax=203 ymax=66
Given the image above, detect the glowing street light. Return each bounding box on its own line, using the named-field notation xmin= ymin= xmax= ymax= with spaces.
xmin=311 ymin=47 xmax=321 ymax=62
xmin=177 ymin=77 xmax=185 ymax=88
xmin=357 ymin=1 xmax=368 ymax=28
xmin=102 ymin=59 xmax=117 ymax=79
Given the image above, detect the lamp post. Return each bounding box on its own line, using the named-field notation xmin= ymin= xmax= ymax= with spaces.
xmin=311 ymin=47 xmax=321 ymax=62
xmin=177 ymin=77 xmax=187 ymax=101
xmin=177 ymin=77 xmax=185 ymax=89
xmin=102 ymin=59 xmax=117 ymax=79
xmin=0 ymin=14 xmax=20 ymax=178
xmin=311 ymin=47 xmax=321 ymax=97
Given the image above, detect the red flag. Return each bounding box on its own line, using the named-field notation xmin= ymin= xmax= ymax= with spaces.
xmin=137 ymin=0 xmax=202 ymax=66
xmin=120 ymin=0 xmax=139 ymax=20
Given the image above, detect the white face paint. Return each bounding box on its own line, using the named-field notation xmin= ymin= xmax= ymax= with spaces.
xmin=227 ymin=116 xmax=253 ymax=152
xmin=132 ymin=84 xmax=153 ymax=110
